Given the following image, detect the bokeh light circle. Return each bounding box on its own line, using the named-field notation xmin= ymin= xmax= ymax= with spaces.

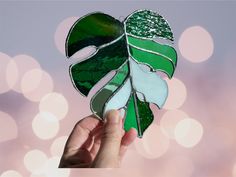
xmin=44 ymin=157 xmax=70 ymax=177
xmin=30 ymin=174 xmax=47 ymax=177
xmin=72 ymin=46 xmax=97 ymax=60
xmin=160 ymin=109 xmax=189 ymax=139
xmin=11 ymin=55 xmax=41 ymax=92
xmin=32 ymin=112 xmax=59 ymax=140
xmin=21 ymin=69 xmax=54 ymax=102
xmin=23 ymin=149 xmax=48 ymax=173
xmin=54 ymin=17 xmax=78 ymax=55
xmin=135 ymin=123 xmax=169 ymax=159
xmin=0 ymin=111 xmax=18 ymax=142
xmin=161 ymin=156 xmax=194 ymax=177
xmin=164 ymin=77 xmax=187 ymax=110
xmin=50 ymin=136 xmax=68 ymax=156
xmin=0 ymin=170 xmax=22 ymax=177
xmin=179 ymin=26 xmax=214 ymax=63
xmin=0 ymin=52 xmax=12 ymax=93
xmin=39 ymin=92 xmax=68 ymax=120
xmin=232 ymin=163 xmax=236 ymax=177
xmin=175 ymin=118 xmax=203 ymax=148
xmin=6 ymin=60 xmax=18 ymax=89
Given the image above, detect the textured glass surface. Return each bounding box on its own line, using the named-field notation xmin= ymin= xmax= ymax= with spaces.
xmin=66 ymin=9 xmax=178 ymax=137
xmin=125 ymin=10 xmax=173 ymax=41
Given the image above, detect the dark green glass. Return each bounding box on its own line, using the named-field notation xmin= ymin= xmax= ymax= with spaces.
xmin=70 ymin=36 xmax=128 ymax=96
xmin=66 ymin=12 xmax=124 ymax=57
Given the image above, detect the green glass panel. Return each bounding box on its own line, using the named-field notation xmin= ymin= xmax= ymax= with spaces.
xmin=129 ymin=45 xmax=175 ymax=78
xmin=127 ymin=35 xmax=177 ymax=66
xmin=91 ymin=62 xmax=129 ymax=118
xmin=66 ymin=12 xmax=124 ymax=57
xmin=70 ymin=36 xmax=128 ymax=96
xmin=124 ymin=92 xmax=154 ymax=137
xmin=124 ymin=93 xmax=138 ymax=133
xmin=125 ymin=10 xmax=173 ymax=41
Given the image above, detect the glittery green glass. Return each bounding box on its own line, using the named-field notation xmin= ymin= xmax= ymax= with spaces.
xmin=65 ymin=9 xmax=178 ymax=137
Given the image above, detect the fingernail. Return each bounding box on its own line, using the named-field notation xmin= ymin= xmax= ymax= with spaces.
xmin=106 ymin=110 xmax=120 ymax=124
xmin=119 ymin=109 xmax=125 ymax=118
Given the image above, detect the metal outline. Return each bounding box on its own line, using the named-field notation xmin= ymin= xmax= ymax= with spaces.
xmin=69 ymin=34 xmax=126 ymax=97
xmin=127 ymin=34 xmax=177 ymax=67
xmin=102 ymin=77 xmax=132 ymax=118
xmin=90 ymin=60 xmax=130 ymax=120
xmin=129 ymin=59 xmax=169 ymax=109
xmin=122 ymin=9 xmax=175 ymax=136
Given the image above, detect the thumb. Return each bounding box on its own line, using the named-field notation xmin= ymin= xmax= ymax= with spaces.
xmin=92 ymin=110 xmax=122 ymax=168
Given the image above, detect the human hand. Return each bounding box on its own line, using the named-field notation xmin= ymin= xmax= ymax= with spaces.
xmin=59 ymin=110 xmax=137 ymax=168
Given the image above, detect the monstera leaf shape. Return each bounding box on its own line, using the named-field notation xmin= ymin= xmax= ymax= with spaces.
xmin=66 ymin=10 xmax=177 ymax=137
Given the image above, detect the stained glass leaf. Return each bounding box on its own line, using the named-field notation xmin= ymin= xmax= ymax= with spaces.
xmin=66 ymin=9 xmax=178 ymax=137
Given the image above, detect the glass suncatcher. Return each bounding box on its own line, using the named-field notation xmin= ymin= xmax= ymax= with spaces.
xmin=65 ymin=9 xmax=178 ymax=137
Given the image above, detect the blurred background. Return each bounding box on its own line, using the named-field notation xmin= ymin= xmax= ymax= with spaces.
xmin=0 ymin=1 xmax=236 ymax=177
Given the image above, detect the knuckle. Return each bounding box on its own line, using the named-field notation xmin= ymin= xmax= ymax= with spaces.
xmin=102 ymin=126 xmax=122 ymax=142
xmin=106 ymin=110 xmax=119 ymax=119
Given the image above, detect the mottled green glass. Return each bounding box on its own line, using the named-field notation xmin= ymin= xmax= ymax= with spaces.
xmin=125 ymin=10 xmax=173 ymax=41
xmin=124 ymin=92 xmax=154 ymax=137
xmin=70 ymin=36 xmax=128 ymax=96
xmin=66 ymin=12 xmax=124 ymax=57
xmin=91 ymin=62 xmax=129 ymax=117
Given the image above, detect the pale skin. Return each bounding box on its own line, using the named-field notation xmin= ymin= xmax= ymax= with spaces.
xmin=59 ymin=110 xmax=137 ymax=168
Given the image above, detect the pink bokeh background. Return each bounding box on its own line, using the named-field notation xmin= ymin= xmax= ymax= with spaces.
xmin=0 ymin=1 xmax=236 ymax=177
